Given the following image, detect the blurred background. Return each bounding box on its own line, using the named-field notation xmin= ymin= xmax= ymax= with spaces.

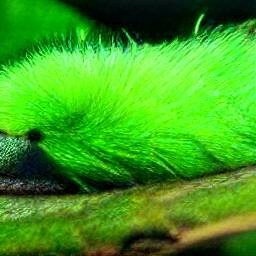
xmin=0 ymin=0 xmax=256 ymax=64
xmin=62 ymin=0 xmax=256 ymax=41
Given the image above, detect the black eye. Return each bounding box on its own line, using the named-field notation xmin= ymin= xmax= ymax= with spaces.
xmin=26 ymin=129 xmax=43 ymax=142
xmin=0 ymin=130 xmax=7 ymax=135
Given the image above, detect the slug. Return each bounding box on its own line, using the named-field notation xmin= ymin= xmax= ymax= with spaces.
xmin=0 ymin=28 xmax=255 ymax=192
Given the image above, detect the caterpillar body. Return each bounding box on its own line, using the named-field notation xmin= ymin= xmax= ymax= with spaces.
xmin=0 ymin=29 xmax=256 ymax=192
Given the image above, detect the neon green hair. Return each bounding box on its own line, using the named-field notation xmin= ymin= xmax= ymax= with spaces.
xmin=0 ymin=29 xmax=255 ymax=191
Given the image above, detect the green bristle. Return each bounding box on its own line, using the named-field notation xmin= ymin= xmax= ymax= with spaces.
xmin=0 ymin=28 xmax=255 ymax=191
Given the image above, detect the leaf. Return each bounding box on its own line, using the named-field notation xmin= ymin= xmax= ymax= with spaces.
xmin=1 ymin=167 xmax=256 ymax=255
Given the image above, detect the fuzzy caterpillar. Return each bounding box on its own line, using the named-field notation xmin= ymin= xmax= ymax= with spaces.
xmin=0 ymin=29 xmax=256 ymax=192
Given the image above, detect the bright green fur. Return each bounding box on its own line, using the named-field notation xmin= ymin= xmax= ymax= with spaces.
xmin=0 ymin=29 xmax=256 ymax=191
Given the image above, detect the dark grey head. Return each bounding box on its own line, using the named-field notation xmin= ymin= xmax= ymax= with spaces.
xmin=0 ymin=134 xmax=78 ymax=194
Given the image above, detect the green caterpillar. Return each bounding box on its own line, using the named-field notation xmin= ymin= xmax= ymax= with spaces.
xmin=0 ymin=28 xmax=256 ymax=192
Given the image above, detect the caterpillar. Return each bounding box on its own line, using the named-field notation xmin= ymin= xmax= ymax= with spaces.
xmin=0 ymin=28 xmax=256 ymax=192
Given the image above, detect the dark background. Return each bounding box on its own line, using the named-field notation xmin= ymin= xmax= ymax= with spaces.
xmin=60 ymin=0 xmax=256 ymax=41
